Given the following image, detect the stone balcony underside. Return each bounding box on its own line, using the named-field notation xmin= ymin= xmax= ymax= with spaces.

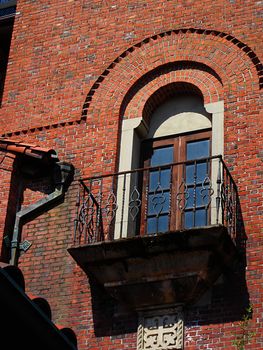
xmin=68 ymin=225 xmax=239 ymax=310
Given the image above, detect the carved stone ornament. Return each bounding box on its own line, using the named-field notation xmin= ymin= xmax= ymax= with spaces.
xmin=137 ymin=308 xmax=184 ymax=350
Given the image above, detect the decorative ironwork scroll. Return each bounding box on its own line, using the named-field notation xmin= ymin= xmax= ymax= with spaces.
xmin=129 ymin=186 xmax=142 ymax=221
xmin=151 ymin=183 xmax=166 ymax=217
xmin=105 ymin=190 xmax=118 ymax=223
xmin=176 ymin=180 xmax=189 ymax=211
xmin=201 ymin=176 xmax=214 ymax=207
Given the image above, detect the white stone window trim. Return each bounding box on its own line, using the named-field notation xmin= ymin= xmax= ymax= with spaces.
xmin=115 ymin=100 xmax=224 ymax=239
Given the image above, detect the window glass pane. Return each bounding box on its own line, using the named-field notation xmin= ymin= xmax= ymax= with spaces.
xmin=186 ymin=164 xmax=194 ymax=184
xmin=184 ymin=208 xmax=207 ymax=228
xmin=187 ymin=139 xmax=210 ymax=160
xmin=186 ymin=162 xmax=208 ymax=184
xmin=185 ymin=186 xmax=209 ymax=209
xmin=196 ymin=162 xmax=208 ymax=183
xmin=147 ymin=215 xmax=169 ymax=234
xmin=148 ymin=192 xmax=170 ymax=216
xmin=151 ymin=146 xmax=173 ymax=166
xmin=185 ymin=188 xmax=194 ymax=209
xmin=149 ymin=168 xmax=171 ymax=191
xmin=195 ymin=209 xmax=207 ymax=226
xmin=185 ymin=211 xmax=193 ymax=229
xmin=148 ymin=145 xmax=172 ymax=233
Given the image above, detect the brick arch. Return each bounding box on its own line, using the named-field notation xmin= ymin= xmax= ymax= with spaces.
xmin=83 ymin=28 xmax=262 ymax=119
xmin=75 ymin=28 xmax=262 ymax=176
xmin=141 ymin=82 xmax=211 ymax=126
xmin=122 ymin=63 xmax=223 ymax=121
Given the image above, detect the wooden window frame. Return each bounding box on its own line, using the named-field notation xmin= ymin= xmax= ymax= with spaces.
xmin=140 ymin=129 xmax=212 ymax=234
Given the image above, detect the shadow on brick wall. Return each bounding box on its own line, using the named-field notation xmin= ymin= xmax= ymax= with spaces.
xmin=89 ymin=193 xmax=249 ymax=337
xmin=89 ymin=275 xmax=138 ymax=337
xmin=1 ymin=157 xmax=74 ymax=264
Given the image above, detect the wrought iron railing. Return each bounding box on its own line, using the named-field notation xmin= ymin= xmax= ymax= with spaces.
xmin=74 ymin=155 xmax=238 ymax=245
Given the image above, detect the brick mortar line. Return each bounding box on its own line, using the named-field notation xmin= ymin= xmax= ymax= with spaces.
xmin=1 ymin=28 xmax=262 ymax=137
xmin=0 ymin=116 xmax=87 ymax=137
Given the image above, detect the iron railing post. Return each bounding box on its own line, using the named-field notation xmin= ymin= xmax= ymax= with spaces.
xmin=73 ymin=183 xmax=81 ymax=244
xmin=120 ymin=173 xmax=126 ymax=239
xmin=216 ymin=157 xmax=222 ymax=225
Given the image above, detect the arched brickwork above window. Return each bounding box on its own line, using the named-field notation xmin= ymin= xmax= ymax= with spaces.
xmin=83 ymin=28 xmax=262 ymax=120
xmin=3 ymin=28 xmax=261 ymax=137
xmin=121 ymin=62 xmax=223 ymax=121
xmin=141 ymin=82 xmax=206 ymax=125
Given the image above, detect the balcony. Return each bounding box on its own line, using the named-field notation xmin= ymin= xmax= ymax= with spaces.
xmin=68 ymin=156 xmax=240 ymax=310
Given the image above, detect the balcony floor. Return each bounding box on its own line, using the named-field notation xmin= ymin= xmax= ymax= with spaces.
xmin=68 ymin=225 xmax=239 ymax=310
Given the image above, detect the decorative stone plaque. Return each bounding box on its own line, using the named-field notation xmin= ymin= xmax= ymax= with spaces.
xmin=137 ymin=308 xmax=184 ymax=350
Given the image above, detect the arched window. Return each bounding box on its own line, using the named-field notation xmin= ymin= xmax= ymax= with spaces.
xmin=141 ymin=92 xmax=212 ymax=233
xmin=115 ymin=83 xmax=224 ymax=238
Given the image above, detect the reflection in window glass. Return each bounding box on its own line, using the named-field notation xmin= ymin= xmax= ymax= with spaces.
xmin=185 ymin=209 xmax=207 ymax=229
xmin=150 ymin=146 xmax=173 ymax=166
xmin=184 ymin=139 xmax=210 ymax=228
xmin=147 ymin=146 xmax=173 ymax=234
xmin=149 ymin=169 xmax=171 ymax=191
xmin=148 ymin=192 xmax=170 ymax=216
xmin=186 ymin=163 xmax=208 ymax=184
xmin=187 ymin=139 xmax=210 ymax=160
xmin=147 ymin=216 xmax=169 ymax=234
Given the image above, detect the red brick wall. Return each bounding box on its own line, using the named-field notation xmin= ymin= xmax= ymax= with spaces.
xmin=0 ymin=1 xmax=262 ymax=349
